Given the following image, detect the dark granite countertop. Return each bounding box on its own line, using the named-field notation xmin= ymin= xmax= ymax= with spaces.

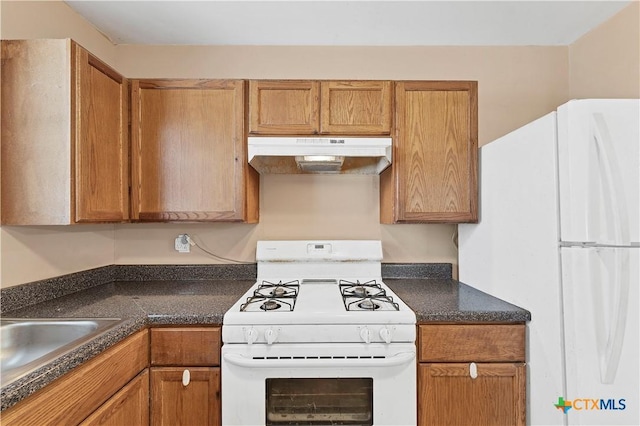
xmin=0 ymin=263 xmax=530 ymax=412
xmin=386 ymin=279 xmax=530 ymax=323
xmin=0 ymin=279 xmax=255 ymax=411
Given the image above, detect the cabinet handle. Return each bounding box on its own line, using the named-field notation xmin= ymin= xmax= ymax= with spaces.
xmin=469 ymin=362 xmax=478 ymax=379
xmin=182 ymin=369 xmax=190 ymax=386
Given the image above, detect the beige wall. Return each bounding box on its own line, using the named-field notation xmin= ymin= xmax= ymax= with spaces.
xmin=0 ymin=1 xmax=637 ymax=287
xmin=1 ymin=225 xmax=115 ymax=286
xmin=0 ymin=0 xmax=117 ymax=66
xmin=114 ymin=175 xmax=459 ymax=266
xmin=117 ymin=44 xmax=568 ymax=147
xmin=569 ymin=1 xmax=640 ymax=98
xmin=112 ymin=45 xmax=568 ymax=269
xmin=1 ymin=1 xmax=118 ymax=287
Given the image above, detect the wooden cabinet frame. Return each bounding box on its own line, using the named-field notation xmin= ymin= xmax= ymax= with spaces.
xmin=249 ymin=80 xmax=392 ymax=136
xmin=130 ymin=79 xmax=258 ymax=222
xmin=381 ymin=81 xmax=478 ymax=223
xmin=249 ymin=80 xmax=320 ymax=134
xmin=1 ymin=39 xmax=129 ymax=224
xmin=73 ymin=46 xmax=129 ymax=222
xmin=320 ymin=80 xmax=392 ymax=134
xmin=3 ymin=39 xmax=477 ymax=227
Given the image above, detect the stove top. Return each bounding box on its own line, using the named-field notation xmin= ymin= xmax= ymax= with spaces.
xmin=226 ymin=277 xmax=413 ymax=320
xmin=238 ymin=278 xmax=403 ymax=313
xmin=222 ymin=240 xmax=416 ymax=344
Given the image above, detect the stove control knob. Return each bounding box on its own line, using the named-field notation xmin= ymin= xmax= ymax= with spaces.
xmin=379 ymin=327 xmax=392 ymax=344
xmin=245 ymin=328 xmax=258 ymax=345
xmin=265 ymin=328 xmax=277 ymax=345
xmin=359 ymin=327 xmax=371 ymax=344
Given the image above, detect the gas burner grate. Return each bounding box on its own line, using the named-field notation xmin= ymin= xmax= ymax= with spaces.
xmin=339 ymin=280 xmax=385 ymax=299
xmin=240 ymin=280 xmax=300 ymax=312
xmin=343 ymin=294 xmax=400 ymax=311
xmin=255 ymin=280 xmax=300 ymax=298
xmin=339 ymin=280 xmax=399 ymax=311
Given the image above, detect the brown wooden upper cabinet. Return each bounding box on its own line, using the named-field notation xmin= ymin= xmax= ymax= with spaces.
xmin=380 ymin=81 xmax=478 ymax=223
xmin=248 ymin=80 xmax=392 ymax=135
xmin=130 ymin=79 xmax=258 ymax=222
xmin=1 ymin=39 xmax=129 ymax=224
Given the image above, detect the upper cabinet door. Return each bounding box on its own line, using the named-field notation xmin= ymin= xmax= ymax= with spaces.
xmin=1 ymin=39 xmax=128 ymax=225
xmin=131 ymin=79 xmax=257 ymax=222
xmin=74 ymin=44 xmax=129 ymax=222
xmin=320 ymin=81 xmax=392 ymax=135
xmin=381 ymin=81 xmax=478 ymax=223
xmin=249 ymin=80 xmax=320 ymax=135
xmin=248 ymin=80 xmax=392 ymax=136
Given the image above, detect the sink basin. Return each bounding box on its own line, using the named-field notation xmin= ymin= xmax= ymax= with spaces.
xmin=1 ymin=318 xmax=124 ymax=387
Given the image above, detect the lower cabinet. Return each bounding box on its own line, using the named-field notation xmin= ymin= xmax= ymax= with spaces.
xmin=1 ymin=326 xmax=224 ymax=426
xmin=80 ymin=369 xmax=150 ymax=426
xmin=1 ymin=330 xmax=149 ymax=426
xmin=149 ymin=326 xmax=222 ymax=426
xmin=417 ymin=324 xmax=526 ymax=426
xmin=419 ymin=363 xmax=526 ymax=425
xmin=151 ymin=367 xmax=220 ymax=426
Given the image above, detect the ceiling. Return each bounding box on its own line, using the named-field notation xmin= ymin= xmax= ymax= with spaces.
xmin=65 ymin=1 xmax=632 ymax=47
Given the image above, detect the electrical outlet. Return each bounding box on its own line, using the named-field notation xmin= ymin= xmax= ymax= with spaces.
xmin=174 ymin=234 xmax=190 ymax=253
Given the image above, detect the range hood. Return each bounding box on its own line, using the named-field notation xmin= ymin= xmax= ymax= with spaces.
xmin=248 ymin=137 xmax=392 ymax=174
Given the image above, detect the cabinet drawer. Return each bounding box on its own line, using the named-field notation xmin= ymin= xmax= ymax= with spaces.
xmin=151 ymin=327 xmax=221 ymax=366
xmin=419 ymin=324 xmax=525 ymax=362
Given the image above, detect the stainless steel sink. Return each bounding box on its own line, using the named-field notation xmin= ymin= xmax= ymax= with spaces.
xmin=1 ymin=318 xmax=124 ymax=387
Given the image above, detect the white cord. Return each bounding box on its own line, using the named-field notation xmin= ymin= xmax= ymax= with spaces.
xmin=184 ymin=234 xmax=254 ymax=264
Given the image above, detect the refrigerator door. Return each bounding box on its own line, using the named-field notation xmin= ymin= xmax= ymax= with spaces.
xmin=561 ymin=246 xmax=639 ymax=426
xmin=459 ymin=112 xmax=566 ymax=426
xmin=557 ymin=99 xmax=640 ymax=246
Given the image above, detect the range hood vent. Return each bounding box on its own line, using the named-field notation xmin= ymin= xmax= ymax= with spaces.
xmin=248 ymin=137 xmax=392 ymax=174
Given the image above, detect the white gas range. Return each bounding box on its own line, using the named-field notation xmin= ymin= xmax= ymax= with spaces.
xmin=222 ymin=240 xmax=417 ymax=426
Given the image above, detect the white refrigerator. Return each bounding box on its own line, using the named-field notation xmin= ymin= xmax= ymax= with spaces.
xmin=458 ymin=99 xmax=639 ymax=426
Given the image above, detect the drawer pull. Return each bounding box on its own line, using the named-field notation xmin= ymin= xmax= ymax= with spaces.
xmin=182 ymin=369 xmax=190 ymax=386
xmin=469 ymin=362 xmax=478 ymax=379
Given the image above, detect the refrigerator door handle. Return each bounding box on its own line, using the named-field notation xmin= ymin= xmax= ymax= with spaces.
xmin=592 ymin=248 xmax=630 ymax=384
xmin=592 ymin=114 xmax=629 ymax=245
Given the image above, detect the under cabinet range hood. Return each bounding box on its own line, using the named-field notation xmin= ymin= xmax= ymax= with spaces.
xmin=247 ymin=137 xmax=392 ymax=174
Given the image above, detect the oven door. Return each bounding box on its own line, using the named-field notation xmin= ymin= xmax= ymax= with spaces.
xmin=221 ymin=343 xmax=416 ymax=426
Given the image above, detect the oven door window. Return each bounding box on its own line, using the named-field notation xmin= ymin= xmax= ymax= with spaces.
xmin=265 ymin=378 xmax=373 ymax=425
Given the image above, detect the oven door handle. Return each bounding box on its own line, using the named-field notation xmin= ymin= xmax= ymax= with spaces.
xmin=223 ymin=352 xmax=416 ymax=368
